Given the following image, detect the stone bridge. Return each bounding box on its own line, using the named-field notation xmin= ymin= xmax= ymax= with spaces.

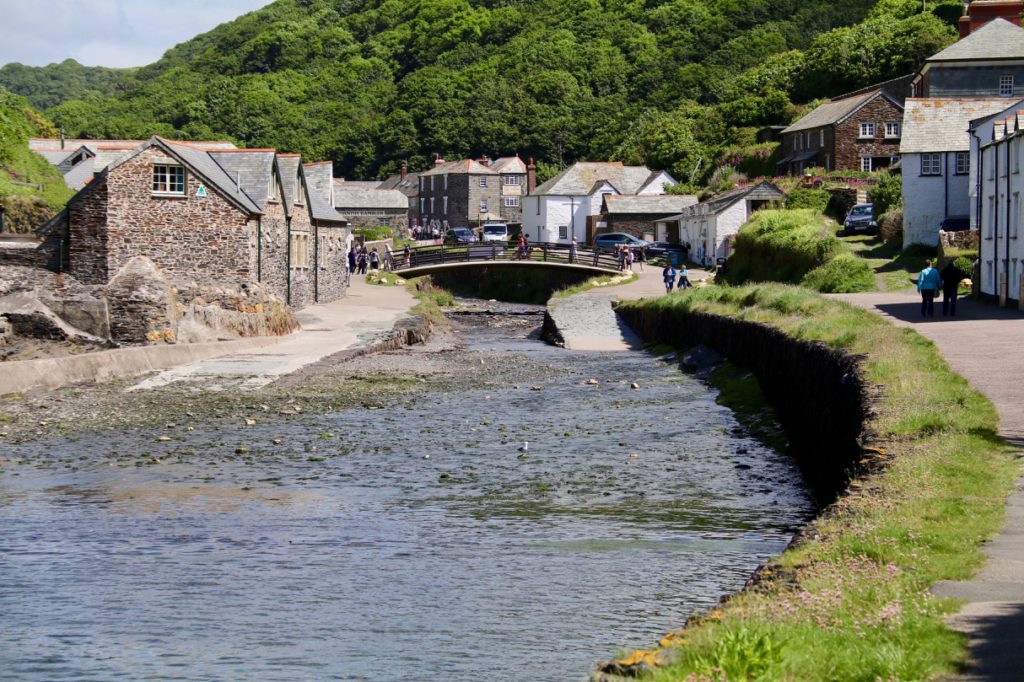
xmin=390 ymin=242 xmax=621 ymax=278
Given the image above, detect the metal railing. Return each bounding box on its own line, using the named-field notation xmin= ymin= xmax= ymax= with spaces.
xmin=391 ymin=241 xmax=622 ymax=273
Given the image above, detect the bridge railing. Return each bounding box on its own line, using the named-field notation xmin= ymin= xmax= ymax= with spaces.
xmin=390 ymin=242 xmax=622 ymax=273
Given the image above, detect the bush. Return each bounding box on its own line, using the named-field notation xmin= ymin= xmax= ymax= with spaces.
xmin=801 ymin=254 xmax=876 ymax=293
xmin=352 ymin=226 xmax=394 ymax=242
xmin=879 ymin=209 xmax=903 ymax=243
xmin=785 ymin=188 xmax=829 ymax=212
xmin=868 ymin=171 xmax=902 ymax=218
xmin=723 ymin=209 xmax=842 ymax=285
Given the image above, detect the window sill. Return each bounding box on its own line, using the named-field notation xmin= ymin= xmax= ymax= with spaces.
xmin=151 ymin=192 xmax=187 ymax=198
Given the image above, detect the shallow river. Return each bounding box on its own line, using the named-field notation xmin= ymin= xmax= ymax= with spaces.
xmin=0 ymin=308 xmax=813 ymax=681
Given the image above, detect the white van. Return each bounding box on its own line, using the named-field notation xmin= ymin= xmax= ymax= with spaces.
xmin=481 ymin=223 xmax=509 ymax=243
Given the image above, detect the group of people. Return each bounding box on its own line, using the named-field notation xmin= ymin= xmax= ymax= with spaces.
xmin=616 ymin=245 xmax=645 ymax=273
xmin=917 ymin=259 xmax=967 ymax=317
xmin=411 ymin=225 xmax=441 ymax=241
xmin=662 ymin=263 xmax=692 ymax=292
xmin=347 ymin=243 xmax=394 ymax=275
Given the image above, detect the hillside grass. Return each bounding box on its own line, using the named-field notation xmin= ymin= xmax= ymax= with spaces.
xmin=611 ymin=284 xmax=1016 ymax=681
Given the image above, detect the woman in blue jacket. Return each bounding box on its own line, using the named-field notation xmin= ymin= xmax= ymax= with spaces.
xmin=917 ymin=259 xmax=941 ymax=317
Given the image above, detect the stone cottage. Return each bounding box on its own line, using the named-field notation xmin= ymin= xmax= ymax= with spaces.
xmin=417 ymin=156 xmax=502 ymax=231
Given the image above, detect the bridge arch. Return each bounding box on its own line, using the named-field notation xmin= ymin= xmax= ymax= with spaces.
xmin=389 ymin=242 xmax=622 ymax=279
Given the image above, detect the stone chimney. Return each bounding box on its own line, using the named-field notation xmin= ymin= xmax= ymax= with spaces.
xmin=526 ymin=157 xmax=537 ymax=195
xmin=434 ymin=154 xmax=445 ymax=168
xmin=960 ymin=0 xmax=1023 ymax=38
xmin=479 ymin=155 xmax=490 ymax=167
xmin=401 ymin=161 xmax=407 ymax=180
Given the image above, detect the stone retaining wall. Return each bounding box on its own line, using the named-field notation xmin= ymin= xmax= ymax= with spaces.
xmin=612 ymin=305 xmax=872 ymax=502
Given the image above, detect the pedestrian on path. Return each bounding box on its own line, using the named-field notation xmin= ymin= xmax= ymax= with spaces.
xmin=383 ymin=244 xmax=393 ymax=271
xmin=677 ymin=265 xmax=692 ymax=290
xmin=369 ymin=247 xmax=380 ymax=271
xmin=663 ymin=263 xmax=677 ymax=293
xmin=941 ymin=261 xmax=962 ymax=317
xmin=917 ymin=259 xmax=941 ymax=317
xmin=357 ymin=249 xmax=368 ymax=275
xmin=636 ymin=246 xmax=646 ymax=272
xmin=403 ymin=244 xmax=411 ymax=268
xmin=347 ymin=246 xmax=357 ymax=274
xmin=625 ymin=247 xmax=635 ymax=272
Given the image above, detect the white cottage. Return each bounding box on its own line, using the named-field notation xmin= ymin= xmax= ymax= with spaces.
xmin=658 ymin=182 xmax=785 ymax=266
xmin=521 ymin=162 xmax=675 ymax=244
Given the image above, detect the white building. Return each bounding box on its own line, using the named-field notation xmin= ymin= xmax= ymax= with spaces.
xmin=970 ymin=100 xmax=1024 ymax=302
xmin=900 ymin=98 xmax=1010 ymax=247
xmin=521 ymin=162 xmax=674 ymax=244
xmin=658 ymin=182 xmax=785 ymax=266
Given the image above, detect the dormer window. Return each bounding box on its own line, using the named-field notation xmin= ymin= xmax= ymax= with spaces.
xmin=295 ymin=170 xmax=304 ymax=206
xmin=152 ymin=164 xmax=185 ymax=195
xmin=268 ymin=173 xmax=278 ymax=202
xmin=1000 ymin=75 xmax=1015 ymax=97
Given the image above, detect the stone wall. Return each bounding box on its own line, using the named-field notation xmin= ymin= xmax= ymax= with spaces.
xmin=287 ymin=199 xmax=316 ymax=310
xmin=259 ymin=197 xmax=290 ymax=304
xmin=615 ymin=305 xmax=870 ymax=503
xmin=315 ymin=224 xmax=349 ymax=303
xmin=601 ymin=216 xmax=663 ymax=239
xmin=834 ymin=97 xmax=903 ymax=170
xmin=346 ymin=210 xmax=408 ymax=233
xmin=68 ymin=179 xmax=110 ymax=284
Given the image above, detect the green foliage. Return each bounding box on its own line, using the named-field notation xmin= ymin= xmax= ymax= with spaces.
xmin=353 ymin=226 xmax=394 ymax=241
xmin=690 ymin=626 xmax=784 ymax=681
xmin=3 ymin=0 xmax=950 ymax=183
xmin=723 ymin=209 xmax=842 ymax=286
xmin=868 ymin=171 xmax=904 ymax=218
xmin=801 ymin=254 xmax=876 ymax=293
xmin=953 ymin=255 xmax=975 ymax=276
xmin=785 ymin=188 xmax=829 ymax=212
xmin=0 ymin=86 xmax=73 ymax=227
xmin=0 ymin=60 xmax=137 ymax=110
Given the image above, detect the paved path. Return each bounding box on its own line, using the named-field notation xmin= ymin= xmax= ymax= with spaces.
xmin=130 ymin=275 xmax=416 ymax=391
xmin=835 ymin=291 xmax=1024 ymax=681
xmin=549 ymin=266 xmax=709 ymax=351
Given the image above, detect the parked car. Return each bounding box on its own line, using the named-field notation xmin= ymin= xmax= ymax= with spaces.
xmin=593 ymin=232 xmax=649 ymax=253
xmin=645 ymin=241 xmax=685 ymax=258
xmin=843 ymin=203 xmax=877 ymax=234
xmin=481 ymin=223 xmax=509 ymax=243
xmin=443 ymin=228 xmax=475 ymax=245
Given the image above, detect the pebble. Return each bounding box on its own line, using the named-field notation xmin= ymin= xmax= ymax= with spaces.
xmin=235 ymin=447 xmax=249 ymax=455
xmin=530 ymin=386 xmax=542 ymax=391
xmin=630 ymin=382 xmax=640 ymax=389
xmin=156 ymin=436 xmax=172 ymax=442
xmin=272 ymin=439 xmax=283 ymax=445
xmin=244 ymin=418 xmax=257 ymax=426
xmin=423 ymin=454 xmax=431 ymax=460
xmin=586 ymin=379 xmax=599 ymax=385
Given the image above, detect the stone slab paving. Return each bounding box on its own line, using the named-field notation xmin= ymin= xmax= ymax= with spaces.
xmin=549 ymin=266 xmax=710 ymax=351
xmin=835 ymin=291 xmax=1024 ymax=681
xmin=130 ymin=275 xmax=416 ymax=391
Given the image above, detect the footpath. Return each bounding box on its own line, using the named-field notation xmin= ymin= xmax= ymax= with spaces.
xmin=549 ymin=266 xmax=709 ymax=351
xmin=836 ymin=291 xmax=1024 ymax=681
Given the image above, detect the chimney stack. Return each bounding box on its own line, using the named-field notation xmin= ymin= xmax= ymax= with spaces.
xmin=434 ymin=154 xmax=444 ymax=168
xmin=959 ymin=0 xmax=1023 ymax=38
xmin=479 ymin=155 xmax=490 ymax=167
xmin=59 ymin=127 xmax=65 ymax=150
xmin=526 ymin=157 xmax=537 ymax=195
xmin=400 ymin=161 xmax=407 ymax=180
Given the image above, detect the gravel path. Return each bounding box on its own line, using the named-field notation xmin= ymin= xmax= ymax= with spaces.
xmin=835 ymin=291 xmax=1024 ymax=681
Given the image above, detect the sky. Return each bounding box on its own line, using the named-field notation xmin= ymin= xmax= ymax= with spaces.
xmin=0 ymin=0 xmax=272 ymax=68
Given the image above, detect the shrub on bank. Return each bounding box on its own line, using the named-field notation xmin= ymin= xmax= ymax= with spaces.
xmin=879 ymin=208 xmax=903 ymax=243
xmin=723 ymin=209 xmax=841 ymax=286
xmin=612 ymin=285 xmax=1015 ymax=681
xmin=800 ymin=254 xmax=875 ymax=293
xmin=784 ymin=188 xmax=829 ymax=212
xmin=353 ymin=226 xmax=394 ymax=242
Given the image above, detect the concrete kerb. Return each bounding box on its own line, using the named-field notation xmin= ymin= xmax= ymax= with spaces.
xmin=0 ymin=335 xmax=287 ymax=395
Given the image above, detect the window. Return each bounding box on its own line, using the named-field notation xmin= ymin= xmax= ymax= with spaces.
xmin=861 ymin=157 xmax=873 ymax=172
xmin=430 ymin=176 xmax=435 ymax=190
xmin=1000 ymin=75 xmax=1015 ymax=97
xmin=504 ymin=196 xmax=520 ymax=208
xmin=444 ymin=175 xmax=447 ymax=190
xmin=290 ymin=233 xmax=310 ymax=270
xmin=420 ymin=177 xmax=425 ymax=191
xmin=819 ymin=129 xmax=825 ymax=147
xmin=420 ymin=198 xmax=425 ymax=215
xmin=504 ymin=175 xmax=521 ymax=186
xmin=152 ymin=165 xmax=185 ymax=194
xmin=885 ymin=122 xmax=901 ymax=139
xmin=921 ymin=153 xmax=942 ymax=176
xmin=430 ymin=197 xmax=435 ymax=214
xmin=558 ymin=225 xmax=568 ymax=239
xmin=1016 ymin=139 xmax=1021 ymax=173
xmin=442 ymin=196 xmax=448 ymax=214
xmin=988 ymin=196 xmax=996 ymax=237
xmin=859 ymin=122 xmax=876 ymax=138
xmin=479 ymin=177 xmax=488 ymax=188
xmin=955 ymin=152 xmax=969 ymax=175
xmin=1014 ymin=193 xmax=1020 ymax=238
xmin=295 ymin=170 xmax=304 ymax=205
xmin=479 ymin=200 xmax=488 ymax=213
xmin=268 ymin=174 xmax=278 ymax=202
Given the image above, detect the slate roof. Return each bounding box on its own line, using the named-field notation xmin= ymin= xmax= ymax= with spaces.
xmin=420 ymin=159 xmax=498 ymax=176
xmin=62 ymin=158 xmax=96 ymax=190
xmin=159 ymin=139 xmax=262 ymax=214
xmin=277 ymin=155 xmax=301 ymax=207
xmin=304 ymin=162 xmax=347 ymax=224
xmin=207 ymin=150 xmax=276 ymax=209
xmin=602 ymin=194 xmax=698 ymax=215
xmin=928 ymin=18 xmax=1024 ymax=62
xmin=333 ymin=181 xmax=409 ymax=210
xmin=533 ymin=162 xmax=671 ymax=196
xmin=36 ymin=149 xmax=78 ymax=165
xmin=666 ymin=182 xmax=787 ymax=219
xmin=334 ymin=180 xmax=382 ymax=191
xmin=782 ymin=91 xmax=895 ymax=134
xmin=901 ymin=98 xmax=1012 ymax=153
xmin=489 ymin=156 xmax=527 ymax=174
xmin=378 ymin=171 xmax=420 ymax=197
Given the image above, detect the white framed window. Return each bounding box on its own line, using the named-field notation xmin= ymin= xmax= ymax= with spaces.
xmin=503 ymin=175 xmax=521 ymax=186
xmin=1000 ymin=75 xmax=1015 ymax=97
xmin=1014 ymin=192 xmax=1020 ymax=238
xmin=442 ymin=196 xmax=448 ymax=214
xmin=921 ymin=153 xmax=942 ymax=176
xmin=290 ymin=232 xmax=310 ymax=270
xmin=955 ymin=152 xmax=969 ymax=175
xmin=819 ymin=129 xmax=825 ymax=147
xmin=479 ymin=176 xmax=488 ymax=188
xmin=989 ymin=196 xmax=997 ymax=237
xmin=444 ymin=175 xmax=447 ymax=190
xmin=420 ymin=198 xmax=425 ymax=215
xmin=268 ymin=174 xmax=278 ymax=202
xmin=152 ymin=165 xmax=185 ymax=194
xmin=295 ymin=170 xmax=304 ymax=205
xmin=504 ymin=196 xmax=520 ymax=208
xmin=430 ymin=176 xmax=435 ymax=191
xmin=420 ymin=177 xmax=425 ymax=191
xmin=859 ymin=122 xmax=876 ymax=138
xmin=860 ymin=156 xmax=873 ymax=172
xmin=885 ymin=122 xmax=901 ymax=138
xmin=430 ymin=197 xmax=435 ymax=214
xmin=558 ymin=225 xmax=568 ymax=239
xmin=479 ymin=199 xmax=488 ymax=213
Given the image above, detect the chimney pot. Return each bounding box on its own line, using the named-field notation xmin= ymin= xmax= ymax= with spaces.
xmin=401 ymin=161 xmax=407 ymax=180
xmin=434 ymin=154 xmax=444 ymax=168
xmin=526 ymin=157 xmax=537 ymax=195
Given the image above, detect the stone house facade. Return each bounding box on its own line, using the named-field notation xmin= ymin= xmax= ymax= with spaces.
xmin=489 ymin=156 xmax=528 ymax=227
xmin=418 ymin=158 xmax=502 ymax=230
xmin=598 ymin=195 xmax=698 ymax=240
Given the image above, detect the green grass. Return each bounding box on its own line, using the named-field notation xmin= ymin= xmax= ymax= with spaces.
xmin=551 ymin=271 xmax=638 ymax=298
xmin=611 ymin=284 xmax=1016 ymax=681
xmin=842 ymin=233 xmax=937 ymax=292
xmin=405 ymin=276 xmax=456 ymax=324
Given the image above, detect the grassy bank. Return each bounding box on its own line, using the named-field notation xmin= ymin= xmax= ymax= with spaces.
xmin=610 ymin=284 xmax=1015 ymax=680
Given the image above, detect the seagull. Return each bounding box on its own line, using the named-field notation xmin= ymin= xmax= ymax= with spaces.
xmin=517 ymin=441 xmax=529 ymax=459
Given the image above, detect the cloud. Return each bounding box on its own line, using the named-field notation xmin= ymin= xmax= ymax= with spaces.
xmin=0 ymin=0 xmax=270 ymax=68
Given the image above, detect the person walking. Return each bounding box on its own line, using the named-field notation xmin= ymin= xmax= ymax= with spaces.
xmin=677 ymin=265 xmax=691 ymax=289
xmin=663 ymin=263 xmax=677 ymax=293
xmin=917 ymin=259 xmax=941 ymax=317
xmin=517 ymin=233 xmax=527 ymax=260
xmin=403 ymin=243 xmax=412 ymax=268
xmin=636 ymin=245 xmax=646 ymax=272
xmin=369 ymin=247 xmax=380 ymax=271
xmin=383 ymin=244 xmax=393 ymax=271
xmin=625 ymin=247 xmax=635 ymax=272
xmin=357 ymin=249 xmax=368 ymax=275
xmin=347 ymin=246 xmax=357 ymax=275
xmin=941 ymin=260 xmax=962 ymax=317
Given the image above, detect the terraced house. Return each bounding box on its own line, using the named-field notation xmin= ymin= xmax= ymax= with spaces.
xmin=43 ymin=137 xmax=349 ymax=309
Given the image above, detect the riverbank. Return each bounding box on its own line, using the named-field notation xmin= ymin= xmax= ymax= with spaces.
xmin=598 ymin=284 xmax=1016 ymax=680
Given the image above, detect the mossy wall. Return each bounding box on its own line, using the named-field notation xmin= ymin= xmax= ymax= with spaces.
xmin=616 ymin=305 xmax=870 ymax=503
xmin=432 ymin=266 xmax=590 ymax=304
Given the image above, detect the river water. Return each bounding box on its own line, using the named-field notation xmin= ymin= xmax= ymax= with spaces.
xmin=0 ymin=307 xmax=813 ymax=681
